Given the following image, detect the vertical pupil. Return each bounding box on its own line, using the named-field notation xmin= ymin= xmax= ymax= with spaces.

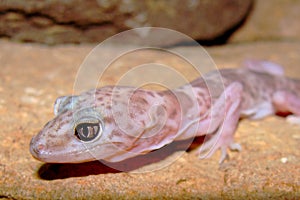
xmin=83 ymin=126 xmax=89 ymax=137
xmin=75 ymin=122 xmax=100 ymax=141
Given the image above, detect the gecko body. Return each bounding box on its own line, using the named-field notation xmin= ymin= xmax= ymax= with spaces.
xmin=30 ymin=60 xmax=300 ymax=163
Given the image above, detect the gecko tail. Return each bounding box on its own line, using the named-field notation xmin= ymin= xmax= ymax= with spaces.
xmin=242 ymin=59 xmax=285 ymax=76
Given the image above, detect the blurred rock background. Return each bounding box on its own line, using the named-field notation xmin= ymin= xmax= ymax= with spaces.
xmin=0 ymin=0 xmax=298 ymax=45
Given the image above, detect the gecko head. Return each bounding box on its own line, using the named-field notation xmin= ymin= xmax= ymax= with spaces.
xmin=30 ymin=107 xmax=117 ymax=163
xmin=30 ymin=87 xmax=167 ymax=164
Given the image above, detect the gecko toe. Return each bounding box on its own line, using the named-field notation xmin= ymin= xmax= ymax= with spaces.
xmin=219 ymin=147 xmax=229 ymax=164
xmin=229 ymin=143 xmax=242 ymax=151
xmin=286 ymin=115 xmax=300 ymax=125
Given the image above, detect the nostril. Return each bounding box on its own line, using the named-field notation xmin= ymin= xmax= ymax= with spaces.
xmin=30 ymin=143 xmax=45 ymax=159
xmin=37 ymin=144 xmax=45 ymax=152
xmin=32 ymin=143 xmax=46 ymax=154
xmin=30 ymin=136 xmax=46 ymax=158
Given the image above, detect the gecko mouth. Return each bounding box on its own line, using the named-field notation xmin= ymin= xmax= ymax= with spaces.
xmin=29 ymin=134 xmax=125 ymax=163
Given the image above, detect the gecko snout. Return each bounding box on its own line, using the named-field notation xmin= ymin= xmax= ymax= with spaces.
xmin=29 ymin=136 xmax=47 ymax=159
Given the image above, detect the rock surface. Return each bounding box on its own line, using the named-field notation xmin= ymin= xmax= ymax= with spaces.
xmin=0 ymin=0 xmax=252 ymax=44
xmin=229 ymin=0 xmax=300 ymax=43
xmin=0 ymin=40 xmax=299 ymax=199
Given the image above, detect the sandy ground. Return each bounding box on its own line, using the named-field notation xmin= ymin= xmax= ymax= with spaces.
xmin=0 ymin=40 xmax=299 ymax=199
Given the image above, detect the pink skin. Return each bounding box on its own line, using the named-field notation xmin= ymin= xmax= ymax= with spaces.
xmin=30 ymin=60 xmax=300 ymax=164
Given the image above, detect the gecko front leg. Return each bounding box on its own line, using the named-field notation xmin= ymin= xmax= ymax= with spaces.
xmin=198 ymin=82 xmax=243 ymax=163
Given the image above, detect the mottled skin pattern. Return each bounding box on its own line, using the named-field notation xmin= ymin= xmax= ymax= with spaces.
xmin=30 ymin=61 xmax=300 ymax=163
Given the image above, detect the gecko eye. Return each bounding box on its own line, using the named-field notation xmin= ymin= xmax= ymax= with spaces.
xmin=74 ymin=122 xmax=101 ymax=142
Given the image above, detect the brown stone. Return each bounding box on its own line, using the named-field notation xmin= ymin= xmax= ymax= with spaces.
xmin=229 ymin=0 xmax=300 ymax=43
xmin=0 ymin=0 xmax=253 ymax=44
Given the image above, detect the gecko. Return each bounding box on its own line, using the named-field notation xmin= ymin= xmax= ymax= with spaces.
xmin=30 ymin=60 xmax=300 ymax=164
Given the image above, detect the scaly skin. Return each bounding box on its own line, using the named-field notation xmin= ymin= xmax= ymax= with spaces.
xmin=30 ymin=60 xmax=300 ymax=163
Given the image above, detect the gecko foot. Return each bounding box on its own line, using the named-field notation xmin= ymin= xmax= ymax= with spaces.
xmin=286 ymin=115 xmax=300 ymax=125
xmin=197 ymin=134 xmax=242 ymax=164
